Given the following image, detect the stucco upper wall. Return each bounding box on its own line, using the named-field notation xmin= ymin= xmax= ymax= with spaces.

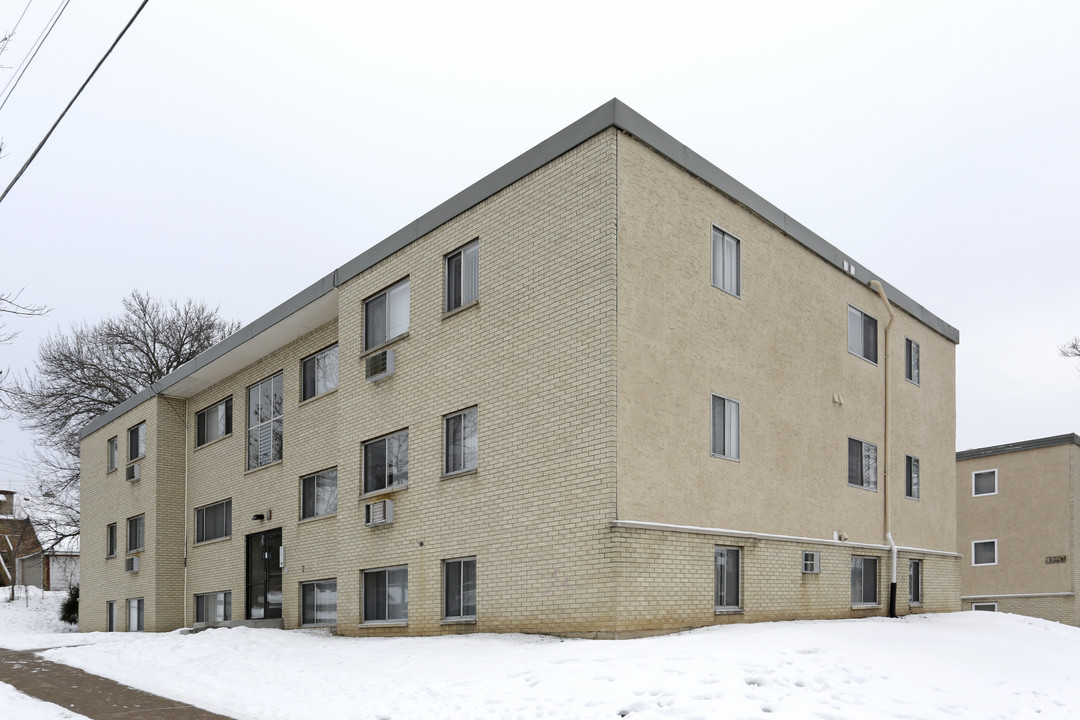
xmin=614 ymin=132 xmax=957 ymax=550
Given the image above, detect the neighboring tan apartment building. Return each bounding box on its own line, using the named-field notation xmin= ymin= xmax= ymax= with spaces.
xmin=956 ymin=434 xmax=1080 ymax=623
xmin=78 ymin=99 xmax=961 ymax=637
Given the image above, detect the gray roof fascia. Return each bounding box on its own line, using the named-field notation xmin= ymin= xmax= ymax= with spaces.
xmin=956 ymin=433 xmax=1080 ymax=461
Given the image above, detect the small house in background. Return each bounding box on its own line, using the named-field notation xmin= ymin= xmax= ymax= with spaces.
xmin=0 ymin=489 xmax=42 ymax=588
xmin=1 ymin=489 xmax=80 ymax=592
xmin=956 ymin=434 xmax=1080 ymax=624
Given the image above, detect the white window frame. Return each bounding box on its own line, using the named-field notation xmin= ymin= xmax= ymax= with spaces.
xmin=107 ymin=436 xmax=118 ymax=472
xmin=905 ymin=337 xmax=920 ymax=385
xmin=365 ymin=278 xmax=410 ymax=350
xmin=194 ymin=591 xmax=232 ymax=623
xmin=127 ymin=514 xmax=144 ymax=553
xmin=363 ymin=430 xmax=409 ymax=494
xmin=301 ymin=579 xmax=338 ymax=626
xmin=363 ymin=566 xmax=408 ymax=623
xmin=127 ymin=597 xmax=144 ymax=632
xmin=972 ymin=602 xmax=998 ymax=612
xmin=301 ymin=468 xmax=338 ymax=519
xmin=972 ymin=539 xmax=998 ymax=566
xmin=711 ymin=226 xmax=741 ymax=297
xmin=714 ymin=546 xmax=741 ymax=611
xmin=446 ymin=239 xmax=479 ymax=312
xmin=195 ymin=499 xmax=232 ymax=543
xmin=247 ymin=372 xmax=284 ymax=470
xmin=847 ymin=437 xmax=878 ymax=490
xmin=802 ymin=550 xmax=821 ymax=574
xmin=106 ymin=523 xmax=117 ymax=558
xmin=847 ymin=305 xmax=878 ymax=364
xmin=710 ymin=394 xmax=741 ymax=461
xmin=909 ymin=559 xmax=922 ymax=604
xmin=851 ymin=555 xmax=878 ymax=606
xmin=128 ymin=422 xmax=146 ymax=462
xmin=972 ymin=469 xmax=998 ymax=497
xmin=905 ymin=455 xmax=920 ymax=500
xmin=196 ymin=397 xmax=233 ymax=447
xmin=444 ymin=407 xmax=478 ymax=476
xmin=301 ymin=345 xmax=338 ymax=401
xmin=443 ymin=556 xmax=477 ymax=621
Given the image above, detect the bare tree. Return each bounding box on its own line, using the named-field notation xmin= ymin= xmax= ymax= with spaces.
xmin=1 ymin=291 xmax=241 ymax=547
xmin=1060 ymin=337 xmax=1080 ymax=362
xmin=0 ymin=289 xmax=49 ymax=344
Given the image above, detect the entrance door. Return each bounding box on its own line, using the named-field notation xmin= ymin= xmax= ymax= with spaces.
xmin=246 ymin=529 xmax=283 ymax=620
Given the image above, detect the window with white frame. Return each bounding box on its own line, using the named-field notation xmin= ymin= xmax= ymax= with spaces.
xmin=714 ymin=546 xmax=741 ymax=610
xmin=127 ymin=514 xmax=144 ymax=553
xmin=106 ymin=523 xmax=117 ymax=558
xmin=302 ymin=345 xmax=338 ymax=401
xmin=906 ymin=455 xmax=920 ymax=499
xmin=972 ymin=469 xmax=997 ymax=496
xmin=106 ymin=601 xmax=116 ymax=632
xmin=363 ymin=566 xmax=408 ymax=622
xmin=802 ymin=550 xmax=821 ymax=574
xmin=195 ymin=499 xmax=231 ymax=543
xmin=444 ymin=408 xmax=478 ymax=475
xmin=301 ymin=579 xmax=337 ymax=625
xmin=851 ymin=556 xmax=878 ymax=605
xmin=909 ymin=559 xmax=922 ymax=604
xmin=247 ymin=372 xmax=283 ymax=470
xmin=972 ymin=540 xmax=997 ymax=566
xmin=446 ymin=239 xmax=479 ymax=311
xmin=972 ymin=602 xmax=997 ymax=612
xmin=365 ymin=278 xmax=410 ymax=350
xmin=196 ymin=398 xmax=232 ymax=447
xmin=363 ymin=430 xmax=408 ymax=494
xmin=301 ymin=469 xmax=338 ymax=519
xmin=128 ymin=422 xmax=146 ymax=461
xmin=711 ymin=226 xmax=741 ymax=297
xmin=444 ymin=557 xmax=476 ymax=620
xmin=107 ymin=436 xmax=118 ymax=472
xmin=847 ymin=305 xmax=878 ymax=363
xmin=905 ymin=338 xmax=920 ymax=385
xmin=127 ymin=598 xmax=144 ymax=631
xmin=195 ymin=591 xmax=231 ymax=623
xmin=847 ymin=437 xmax=878 ymax=490
xmin=711 ymin=394 xmax=740 ymax=461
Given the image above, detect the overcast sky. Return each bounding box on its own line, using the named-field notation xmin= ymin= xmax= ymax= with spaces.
xmin=1 ymin=1 xmax=1078 ymax=496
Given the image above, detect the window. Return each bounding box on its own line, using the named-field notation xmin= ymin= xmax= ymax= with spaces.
xmin=714 ymin=546 xmax=741 ymax=610
xmin=106 ymin=601 xmax=116 ymax=632
xmin=301 ymin=469 xmax=338 ymax=519
xmin=106 ymin=523 xmax=117 ymax=558
xmin=444 ymin=557 xmax=476 ymax=620
xmin=247 ymin=372 xmax=283 ymax=470
xmin=195 ymin=499 xmax=232 ymax=543
xmin=710 ymin=394 xmax=740 ymax=460
xmin=365 ymin=278 xmax=410 ymax=350
xmin=851 ymin=556 xmax=878 ymax=605
xmin=302 ymin=345 xmax=338 ymax=401
xmin=444 ymin=408 xmax=478 ymax=475
xmin=301 ymin=580 xmax=337 ymax=626
xmin=446 ymin=239 xmax=479 ymax=311
xmin=909 ymin=559 xmax=922 ymax=604
xmin=905 ymin=338 xmax=920 ymax=385
xmin=363 ymin=567 xmax=408 ymax=623
xmin=363 ymin=431 xmax=409 ymax=494
xmin=195 ymin=591 xmax=232 ymax=623
xmin=107 ymin=436 xmax=118 ymax=472
xmin=802 ymin=550 xmax=821 ymax=574
xmin=196 ymin=398 xmax=233 ymax=447
xmin=127 ymin=515 xmax=144 ymax=553
xmin=847 ymin=438 xmax=878 ymax=490
xmin=711 ymin=226 xmax=741 ymax=296
xmin=847 ymin=305 xmax=878 ymax=363
xmin=128 ymin=422 xmax=146 ymax=461
xmin=906 ymin=455 xmax=920 ymax=500
xmin=127 ymin=598 xmax=144 ymax=632
xmin=972 ymin=602 xmax=998 ymax=612
xmin=972 ymin=540 xmax=997 ymax=566
xmin=973 ymin=469 xmax=997 ymax=496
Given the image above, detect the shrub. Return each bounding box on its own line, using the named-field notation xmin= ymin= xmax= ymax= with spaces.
xmin=59 ymin=584 xmax=79 ymax=625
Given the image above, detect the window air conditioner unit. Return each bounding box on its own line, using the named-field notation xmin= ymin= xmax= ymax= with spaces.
xmin=125 ymin=556 xmax=139 ymax=572
xmin=365 ymin=499 xmax=394 ymax=526
xmin=126 ymin=463 xmax=140 ymax=482
xmin=365 ymin=349 xmax=395 ymax=381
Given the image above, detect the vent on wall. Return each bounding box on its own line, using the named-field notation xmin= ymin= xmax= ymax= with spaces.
xmin=125 ymin=556 xmax=139 ymax=572
xmin=126 ymin=463 xmax=140 ymax=482
xmin=365 ymin=499 xmax=394 ymax=526
xmin=365 ymin=349 xmax=395 ymax=382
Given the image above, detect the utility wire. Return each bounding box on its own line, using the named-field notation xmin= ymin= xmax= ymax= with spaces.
xmin=6 ymin=0 xmax=37 ymax=40
xmin=0 ymin=0 xmax=70 ymax=112
xmin=0 ymin=0 xmax=152 ymax=206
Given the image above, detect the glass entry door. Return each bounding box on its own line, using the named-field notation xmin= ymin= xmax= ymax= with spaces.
xmin=246 ymin=529 xmax=283 ymax=620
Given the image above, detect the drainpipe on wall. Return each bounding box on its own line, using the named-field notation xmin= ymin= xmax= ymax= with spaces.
xmin=869 ymin=280 xmax=898 ymax=619
xmin=183 ymin=404 xmax=190 ymax=629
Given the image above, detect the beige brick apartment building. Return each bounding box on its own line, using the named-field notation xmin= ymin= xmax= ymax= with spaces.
xmin=956 ymin=434 xmax=1080 ymax=624
xmin=78 ymin=100 xmax=961 ymax=636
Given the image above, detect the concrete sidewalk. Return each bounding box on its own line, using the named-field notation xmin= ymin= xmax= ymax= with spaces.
xmin=0 ymin=648 xmax=236 ymax=719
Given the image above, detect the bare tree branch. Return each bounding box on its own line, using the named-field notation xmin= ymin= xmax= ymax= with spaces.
xmin=0 ymin=288 xmax=50 ymax=344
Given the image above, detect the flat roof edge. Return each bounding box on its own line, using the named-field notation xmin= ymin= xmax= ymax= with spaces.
xmin=956 ymin=433 xmax=1080 ymax=460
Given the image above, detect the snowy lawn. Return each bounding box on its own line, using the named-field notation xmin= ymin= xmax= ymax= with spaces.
xmin=2 ymin=590 xmax=1080 ymax=720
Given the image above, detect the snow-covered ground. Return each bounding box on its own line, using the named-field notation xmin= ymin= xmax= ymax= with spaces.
xmin=2 ymin=588 xmax=1080 ymax=719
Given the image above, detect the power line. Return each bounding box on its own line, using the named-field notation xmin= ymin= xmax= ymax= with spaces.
xmin=7 ymin=0 xmax=37 ymax=38
xmin=0 ymin=0 xmax=70 ymax=113
xmin=0 ymin=0 xmax=152 ymax=206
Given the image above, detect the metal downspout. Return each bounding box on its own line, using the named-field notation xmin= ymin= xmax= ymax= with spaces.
xmin=870 ymin=280 xmax=898 ymax=618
